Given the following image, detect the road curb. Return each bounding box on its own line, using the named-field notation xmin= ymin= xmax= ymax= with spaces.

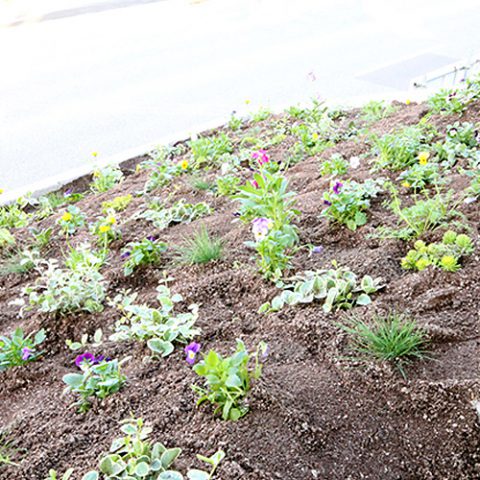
xmin=1 ymin=89 xmax=430 ymax=206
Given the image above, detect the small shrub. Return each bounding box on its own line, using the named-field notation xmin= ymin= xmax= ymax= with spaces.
xmin=175 ymin=227 xmax=223 ymax=265
xmin=0 ymin=328 xmax=46 ymax=371
xmin=78 ymin=417 xmax=225 ymax=480
xmin=122 ymin=236 xmax=167 ymax=276
xmin=340 ymin=312 xmax=428 ymax=376
xmin=91 ymin=165 xmax=123 ymax=193
xmin=321 ymin=178 xmax=384 ymax=230
xmin=260 ymin=261 xmax=382 ymax=313
xmin=401 ymin=231 xmax=474 ymax=272
xmin=63 ymin=353 xmax=128 ymax=412
xmin=110 ymin=286 xmax=200 ymax=358
xmin=191 ymin=340 xmax=268 ymax=421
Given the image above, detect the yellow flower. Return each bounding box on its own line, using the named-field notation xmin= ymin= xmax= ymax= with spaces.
xmin=135 ymin=164 xmax=142 ymax=174
xmin=245 ymin=99 xmax=251 ymax=105
xmin=99 ymin=225 xmax=111 ymax=233
xmin=405 ymin=99 xmax=411 ymax=105
xmin=180 ymin=160 xmax=189 ymax=170
xmin=0 ymin=188 xmax=3 ymax=195
xmin=312 ymin=132 xmax=319 ymax=141
xmin=401 ymin=181 xmax=411 ymax=188
xmin=418 ymin=151 xmax=429 ymax=165
xmin=92 ymin=152 xmax=98 ymax=157
xmin=61 ymin=212 xmax=73 ymax=222
xmin=93 ymin=170 xmax=100 ymax=178
xmin=107 ymin=216 xmax=116 ymax=224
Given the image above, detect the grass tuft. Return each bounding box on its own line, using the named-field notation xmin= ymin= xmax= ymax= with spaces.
xmin=175 ymin=226 xmax=223 ymax=265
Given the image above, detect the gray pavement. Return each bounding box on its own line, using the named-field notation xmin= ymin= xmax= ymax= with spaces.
xmin=1 ymin=0 xmax=480 ymax=200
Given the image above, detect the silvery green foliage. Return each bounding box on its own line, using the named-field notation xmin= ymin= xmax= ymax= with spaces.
xmin=139 ymin=199 xmax=211 ymax=230
xmin=110 ymin=286 xmax=200 ymax=357
xmin=260 ymin=261 xmax=382 ymax=313
xmin=80 ymin=418 xmax=225 ymax=480
xmin=22 ymin=244 xmax=106 ymax=315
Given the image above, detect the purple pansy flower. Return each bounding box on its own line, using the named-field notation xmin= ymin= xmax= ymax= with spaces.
xmin=185 ymin=342 xmax=201 ymax=365
xmin=21 ymin=347 xmax=33 ymax=361
xmin=312 ymin=245 xmax=323 ymax=254
xmin=121 ymin=251 xmax=131 ymax=259
xmin=252 ymin=217 xmax=273 ymax=241
xmin=64 ymin=188 xmax=73 ymax=197
xmin=332 ymin=181 xmax=343 ymax=195
xmin=146 ymin=235 xmax=157 ymax=242
xmin=75 ymin=352 xmax=96 ymax=368
xmin=323 ymin=199 xmax=332 ymax=206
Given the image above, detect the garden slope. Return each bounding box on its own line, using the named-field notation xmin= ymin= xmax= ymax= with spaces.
xmin=0 ymin=101 xmax=480 ymax=480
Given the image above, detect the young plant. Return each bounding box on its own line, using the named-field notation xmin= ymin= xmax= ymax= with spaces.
xmin=0 ymin=228 xmax=15 ymax=250
xmin=340 ymin=312 xmax=428 ymax=376
xmin=57 ymin=206 xmax=86 ymax=235
xmin=0 ymin=328 xmax=46 ymax=371
xmin=23 ymin=244 xmax=106 ymax=315
xmin=140 ymin=200 xmax=211 ymax=230
xmin=66 ymin=328 xmax=103 ymax=351
xmin=375 ymin=186 xmax=461 ymax=240
xmin=189 ymin=133 xmax=233 ymax=168
xmin=215 ymin=174 xmax=241 ymax=197
xmin=260 ymin=261 xmax=382 ymax=314
xmin=371 ymin=123 xmax=435 ymax=171
xmin=81 ymin=417 xmax=225 ymax=480
xmin=320 ymin=179 xmax=383 ymax=230
xmin=30 ymin=227 xmax=53 ymax=250
xmin=360 ymin=100 xmax=397 ymax=123
xmin=320 ymin=153 xmax=349 ymax=177
xmin=0 ymin=201 xmax=30 ymax=229
xmin=63 ymin=353 xmax=128 ymax=413
xmin=90 ymin=213 xmax=121 ymax=248
xmin=91 ymin=165 xmax=124 ymax=193
xmin=44 ymin=469 xmax=74 ymax=480
xmin=191 ymin=340 xmax=268 ymax=421
xmin=401 ymin=231 xmax=474 ymax=272
xmin=110 ymin=286 xmax=200 ymax=358
xmin=427 ymin=78 xmax=480 ymax=114
xmin=398 ymin=161 xmax=441 ymax=191
xmin=122 ymin=236 xmax=167 ymax=276
xmin=101 ymin=194 xmax=132 ymax=213
xmin=175 ymin=227 xmax=223 ymax=265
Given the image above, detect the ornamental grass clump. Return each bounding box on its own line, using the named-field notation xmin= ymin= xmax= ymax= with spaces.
xmin=110 ymin=285 xmax=200 ymax=358
xmin=122 ymin=236 xmax=167 ymax=276
xmin=401 ymin=230 xmax=474 ymax=272
xmin=63 ymin=353 xmax=128 ymax=413
xmin=175 ymin=227 xmax=223 ymax=265
xmin=340 ymin=312 xmax=428 ymax=377
xmin=260 ymin=261 xmax=382 ymax=314
xmin=320 ymin=178 xmax=384 ymax=231
xmin=0 ymin=328 xmax=46 ymax=371
xmin=77 ymin=417 xmax=225 ymax=480
xmin=190 ymin=340 xmax=268 ymax=421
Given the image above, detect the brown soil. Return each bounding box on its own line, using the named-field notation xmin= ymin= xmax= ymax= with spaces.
xmin=1 ymin=100 xmax=480 ymax=480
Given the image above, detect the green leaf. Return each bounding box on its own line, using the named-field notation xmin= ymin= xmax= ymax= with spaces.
xmin=147 ymin=339 xmax=175 ymax=357
xmin=356 ymin=293 xmax=371 ymax=306
xmin=161 ymin=448 xmax=182 ymax=469
xmin=159 ymin=471 xmax=184 ymax=480
xmin=81 ymin=472 xmax=99 ymax=480
xmin=135 ymin=462 xmax=150 ymax=477
xmin=62 ymin=373 xmax=84 ymax=388
xmin=187 ymin=470 xmax=210 ymax=480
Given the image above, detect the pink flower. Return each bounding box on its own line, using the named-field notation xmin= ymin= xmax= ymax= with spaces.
xmin=252 ymin=217 xmax=273 ymax=241
xmin=251 ymin=179 xmax=259 ymax=189
xmin=252 ymin=149 xmax=269 ymax=166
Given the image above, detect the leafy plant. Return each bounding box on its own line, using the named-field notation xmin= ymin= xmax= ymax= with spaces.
xmin=215 ymin=174 xmax=241 ymax=197
xmin=57 ymin=206 xmax=86 ymax=235
xmin=360 ymin=100 xmax=397 ymax=123
xmin=428 ymin=77 xmax=480 ymax=114
xmin=66 ymin=328 xmax=103 ymax=351
xmin=90 ymin=213 xmax=121 ymax=248
xmin=375 ymin=186 xmax=461 ymax=240
xmin=30 ymin=227 xmax=53 ymax=250
xmin=320 ymin=153 xmax=349 ymax=177
xmin=260 ymin=261 xmax=382 ymax=313
xmin=192 ymin=340 xmax=268 ymax=421
xmin=141 ymin=146 xmax=186 ymax=193
xmin=63 ymin=355 xmax=128 ymax=412
xmin=398 ymin=161 xmax=441 ymax=191
xmin=339 ymin=312 xmax=428 ymax=376
xmin=122 ymin=237 xmax=168 ymax=276
xmin=91 ymin=165 xmax=124 ymax=193
xmin=110 ymin=286 xmax=200 ymax=358
xmin=371 ymin=123 xmax=435 ymax=171
xmin=44 ymin=468 xmax=74 ymax=480
xmin=0 ymin=201 xmax=30 ymax=229
xmin=434 ymin=121 xmax=480 ymax=167
xmin=321 ymin=179 xmax=384 ymax=230
xmin=140 ymin=200 xmax=211 ymax=230
xmin=0 ymin=328 xmax=46 ymax=371
xmin=102 ymin=195 xmax=133 ymax=213
xmin=80 ymin=417 xmax=225 ymax=480
xmin=175 ymin=227 xmax=223 ymax=265
xmin=0 ymin=227 xmax=15 ymax=250
xmin=401 ymin=230 xmax=474 ymax=272
xmin=23 ymin=244 xmax=106 ymax=315
xmin=189 ymin=133 xmax=233 ymax=167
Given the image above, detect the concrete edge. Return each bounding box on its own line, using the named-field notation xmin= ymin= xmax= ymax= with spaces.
xmin=1 ymin=88 xmax=431 ymax=206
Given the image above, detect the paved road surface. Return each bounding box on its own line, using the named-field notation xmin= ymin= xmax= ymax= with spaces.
xmin=1 ymin=0 xmax=480 ymax=200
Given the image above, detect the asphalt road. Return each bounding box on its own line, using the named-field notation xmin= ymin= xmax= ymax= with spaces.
xmin=1 ymin=0 xmax=480 ymax=200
